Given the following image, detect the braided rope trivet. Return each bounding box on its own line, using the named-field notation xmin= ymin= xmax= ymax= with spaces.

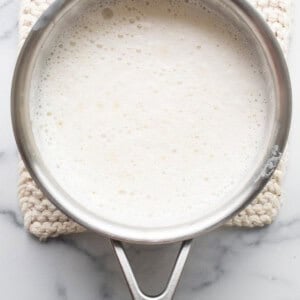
xmin=18 ymin=0 xmax=292 ymax=240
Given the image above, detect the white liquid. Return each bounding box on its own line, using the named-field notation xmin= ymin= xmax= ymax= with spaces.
xmin=30 ymin=0 xmax=270 ymax=228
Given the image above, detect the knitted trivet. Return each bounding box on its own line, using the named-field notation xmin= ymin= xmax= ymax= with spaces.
xmin=18 ymin=0 xmax=292 ymax=240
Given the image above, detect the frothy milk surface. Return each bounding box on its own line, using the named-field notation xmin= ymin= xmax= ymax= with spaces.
xmin=30 ymin=0 xmax=270 ymax=228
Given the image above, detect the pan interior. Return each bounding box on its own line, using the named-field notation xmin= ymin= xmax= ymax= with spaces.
xmin=27 ymin=0 xmax=276 ymax=234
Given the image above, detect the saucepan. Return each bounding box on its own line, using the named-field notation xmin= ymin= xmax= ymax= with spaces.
xmin=11 ymin=0 xmax=291 ymax=299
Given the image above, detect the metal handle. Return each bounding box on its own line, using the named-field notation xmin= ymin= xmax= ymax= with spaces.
xmin=111 ymin=239 xmax=193 ymax=300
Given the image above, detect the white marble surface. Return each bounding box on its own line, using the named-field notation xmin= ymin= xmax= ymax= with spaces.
xmin=1 ymin=1 xmax=300 ymax=299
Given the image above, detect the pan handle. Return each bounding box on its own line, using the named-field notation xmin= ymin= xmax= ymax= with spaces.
xmin=111 ymin=239 xmax=193 ymax=300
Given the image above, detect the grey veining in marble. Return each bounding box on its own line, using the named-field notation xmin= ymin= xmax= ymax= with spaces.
xmin=0 ymin=0 xmax=300 ymax=299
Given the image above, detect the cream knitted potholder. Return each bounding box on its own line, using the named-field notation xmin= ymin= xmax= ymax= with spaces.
xmin=18 ymin=0 xmax=291 ymax=240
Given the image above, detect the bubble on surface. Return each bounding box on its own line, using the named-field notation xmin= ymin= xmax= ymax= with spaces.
xmin=102 ymin=7 xmax=114 ymax=19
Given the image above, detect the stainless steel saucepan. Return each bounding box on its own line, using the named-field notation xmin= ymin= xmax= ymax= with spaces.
xmin=11 ymin=0 xmax=291 ymax=299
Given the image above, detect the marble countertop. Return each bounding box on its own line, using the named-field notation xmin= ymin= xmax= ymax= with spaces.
xmin=1 ymin=1 xmax=300 ymax=299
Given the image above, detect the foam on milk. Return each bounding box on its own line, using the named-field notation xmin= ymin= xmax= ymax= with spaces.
xmin=30 ymin=0 xmax=270 ymax=228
